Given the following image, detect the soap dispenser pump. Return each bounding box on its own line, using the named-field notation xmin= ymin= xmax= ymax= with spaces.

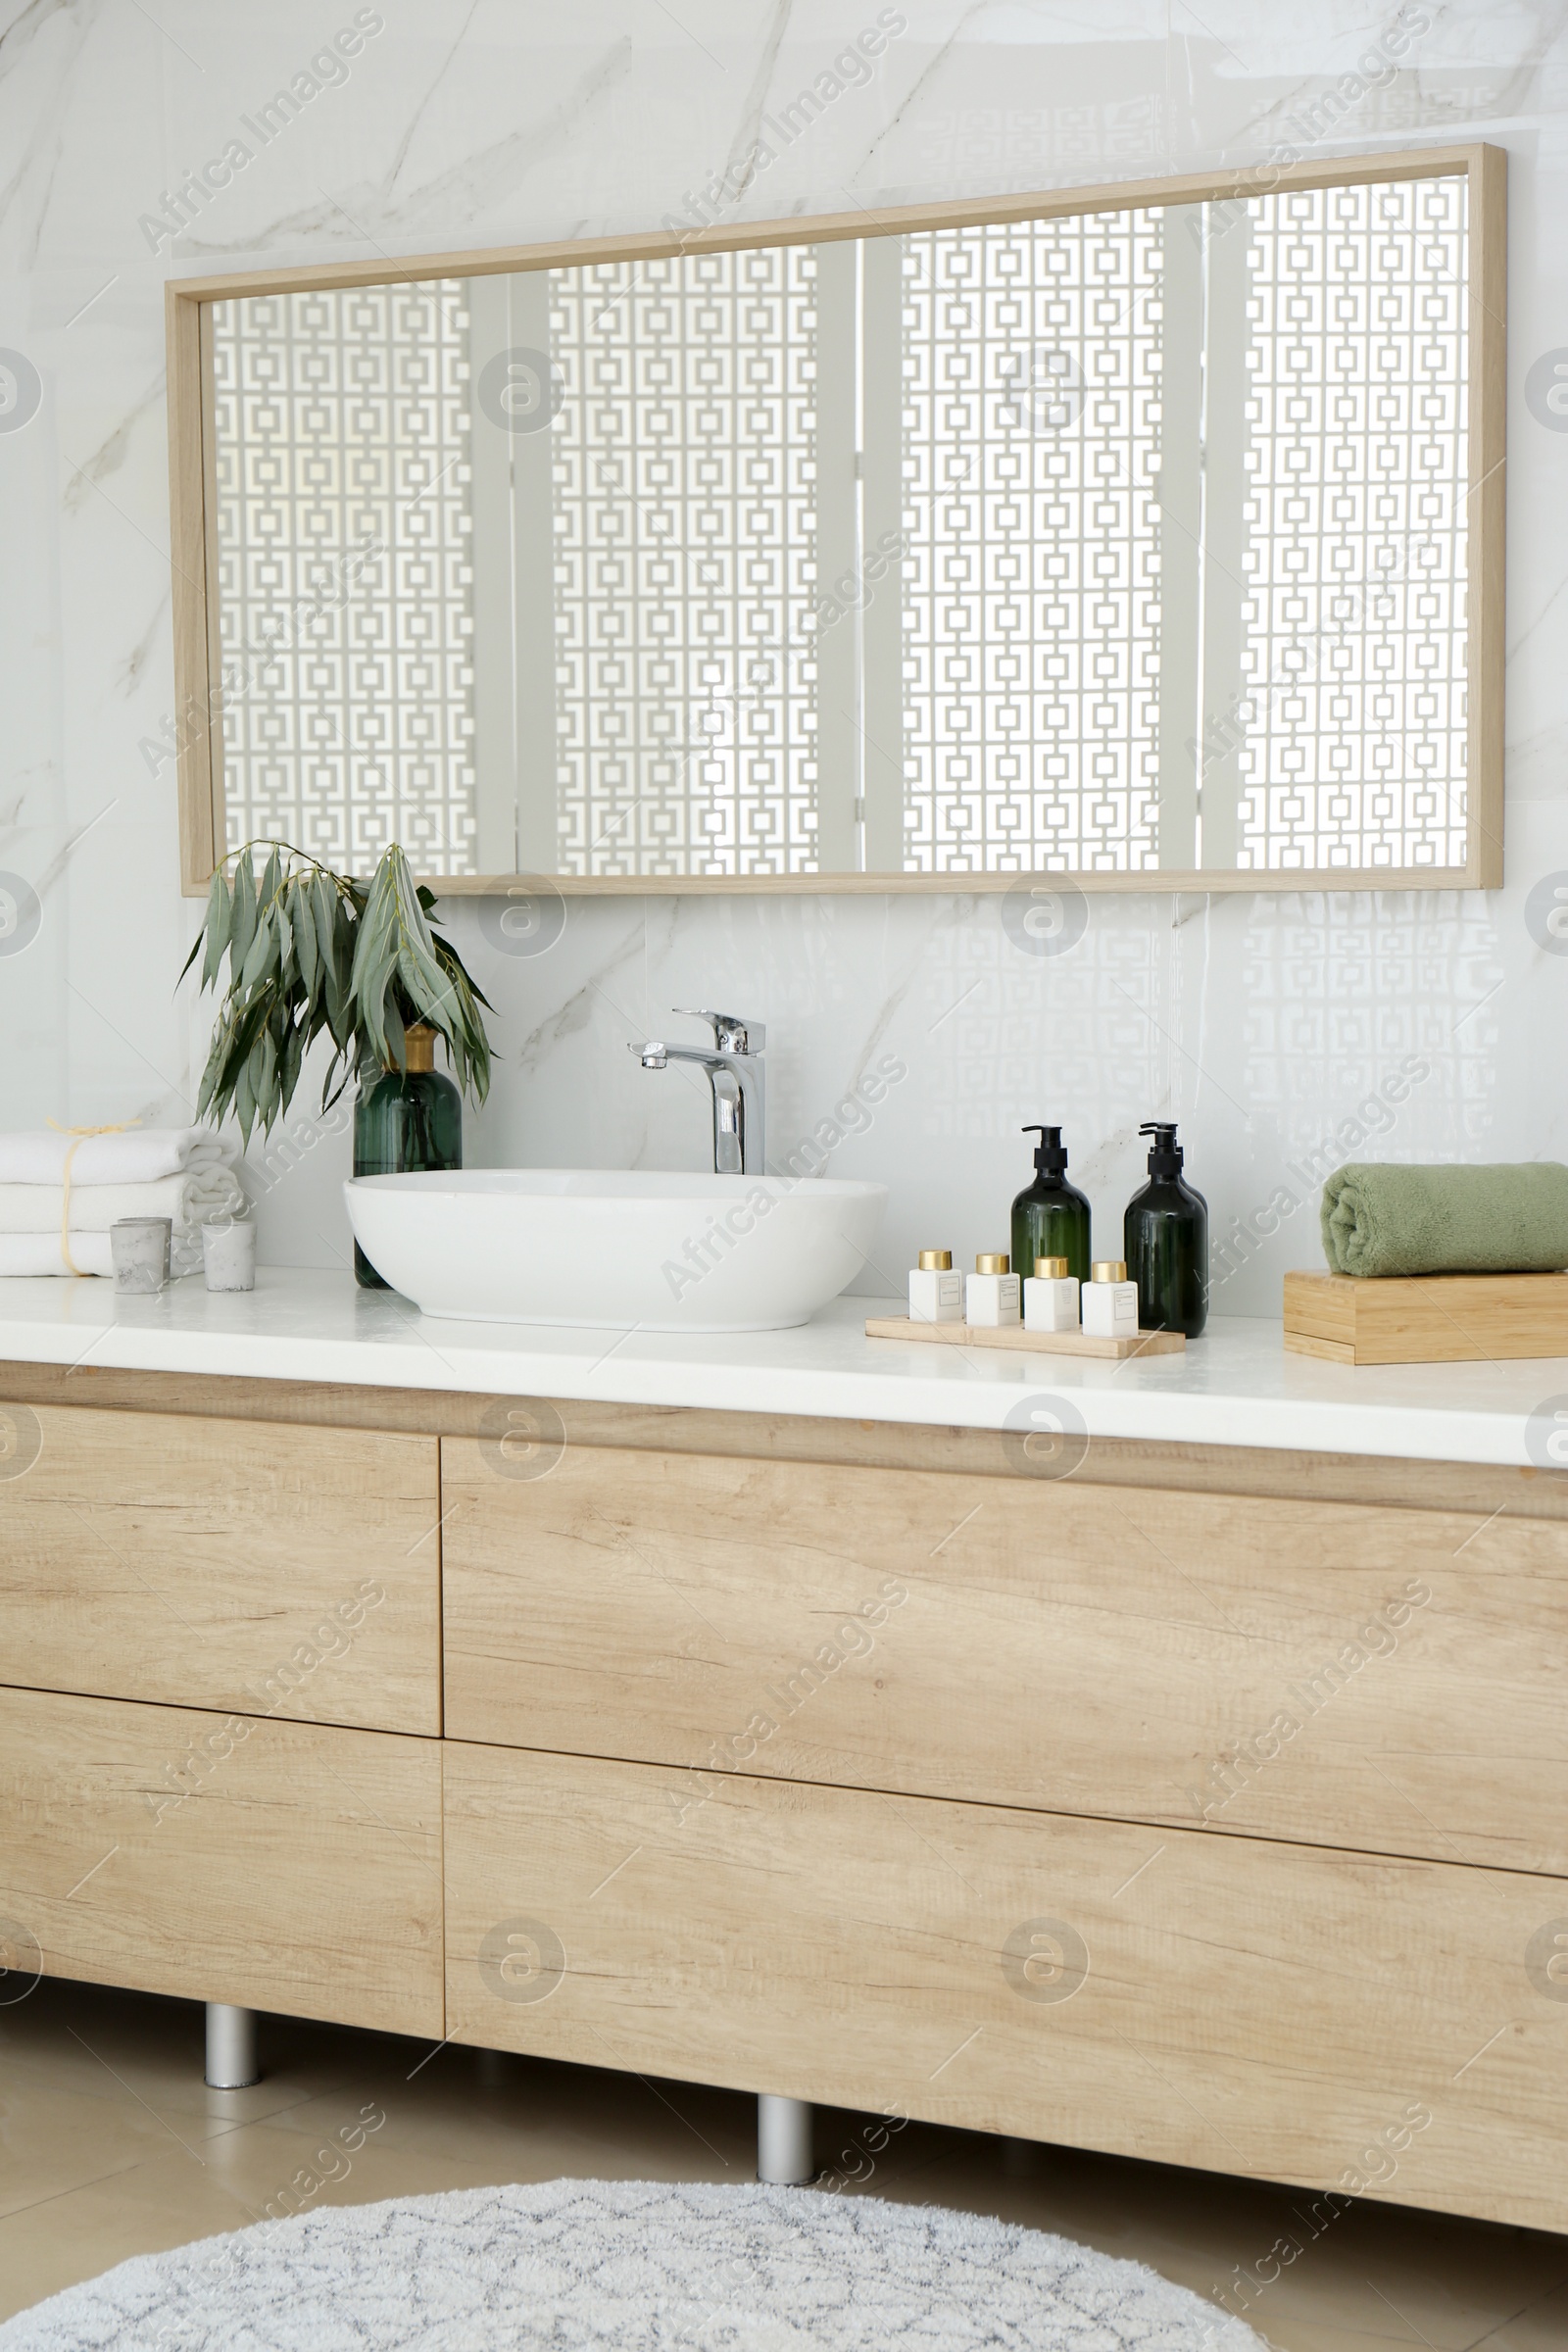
xmin=1123 ymin=1122 xmax=1208 ymax=1337
xmin=1012 ymin=1126 xmax=1092 ymax=1286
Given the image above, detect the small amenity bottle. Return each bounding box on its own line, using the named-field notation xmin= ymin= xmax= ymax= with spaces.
xmin=1124 ymin=1121 xmax=1208 ymax=1337
xmin=1081 ymin=1257 xmax=1139 ymax=1339
xmin=909 ymin=1249 xmax=963 ymax=1324
xmin=1012 ymin=1125 xmax=1092 ymax=1285
xmin=966 ymin=1252 xmax=1020 ymax=1327
xmin=1023 ymin=1254 xmax=1080 ymax=1334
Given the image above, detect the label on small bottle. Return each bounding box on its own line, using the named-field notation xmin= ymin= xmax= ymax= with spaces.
xmin=909 ymin=1268 xmax=964 ymax=1324
xmin=966 ymin=1272 xmax=1020 ymax=1327
xmin=1083 ymin=1280 xmax=1139 ymax=1338
xmin=1023 ymin=1276 xmax=1080 ymax=1334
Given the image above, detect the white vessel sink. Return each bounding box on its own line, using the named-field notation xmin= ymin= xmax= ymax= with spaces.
xmin=344 ymin=1169 xmax=888 ymax=1332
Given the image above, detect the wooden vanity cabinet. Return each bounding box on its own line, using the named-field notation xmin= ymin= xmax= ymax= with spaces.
xmin=0 ymin=1405 xmax=441 ymax=1732
xmin=0 ymin=1686 xmax=442 ymax=2034
xmin=441 ymin=1437 xmax=1568 ymax=1877
xmin=442 ymin=1740 xmax=1568 ymax=2234
xmin=2 ymin=1368 xmax=1566 ymax=2233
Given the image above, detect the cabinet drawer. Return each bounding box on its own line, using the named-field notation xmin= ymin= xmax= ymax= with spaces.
xmin=441 ymin=1441 xmax=1568 ymax=1875
xmin=1 ymin=1405 xmax=440 ymax=1732
xmin=444 ymin=1740 xmax=1568 ymax=2233
xmin=0 ymin=1687 xmax=443 ymax=2035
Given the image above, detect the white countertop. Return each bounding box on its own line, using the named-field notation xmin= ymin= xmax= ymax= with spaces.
xmin=0 ymin=1268 xmax=1563 ymax=1468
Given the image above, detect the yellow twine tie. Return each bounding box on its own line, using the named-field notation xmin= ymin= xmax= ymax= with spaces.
xmin=45 ymin=1118 xmax=143 ymax=1277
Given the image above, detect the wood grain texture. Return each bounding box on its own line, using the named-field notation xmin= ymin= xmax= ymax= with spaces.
xmin=1284 ymin=1270 xmax=1568 ymax=1364
xmin=7 ymin=1364 xmax=1564 ymax=1518
xmin=441 ymin=1441 xmax=1568 ymax=1875
xmin=0 ymin=1407 xmax=441 ymax=1732
xmin=167 ymin=278 xmax=216 ymax=896
xmin=329 ymin=864 xmax=1490 ymax=900
xmin=443 ymin=1741 xmax=1568 ymax=2233
xmin=1283 ymin=1330 xmax=1364 ymax=1365
xmin=169 ymin=144 xmax=1494 ymax=300
xmin=169 ymin=142 xmax=1504 ymax=900
xmin=1468 ymin=138 xmax=1506 ymax=888
xmin=0 ymin=1687 xmax=444 ymax=2034
xmin=862 ymin=1316 xmax=1185 ymax=1360
xmin=198 ymin=298 xmax=229 ymax=868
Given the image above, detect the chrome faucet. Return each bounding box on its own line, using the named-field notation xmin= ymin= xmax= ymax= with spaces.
xmin=632 ymin=1008 xmax=766 ymax=1176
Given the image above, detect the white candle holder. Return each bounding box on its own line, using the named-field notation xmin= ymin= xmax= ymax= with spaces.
xmin=111 ymin=1217 xmax=172 ymax=1294
xmin=202 ymin=1218 xmax=257 ymax=1293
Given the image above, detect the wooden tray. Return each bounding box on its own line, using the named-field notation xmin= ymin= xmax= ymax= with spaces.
xmin=864 ymin=1316 xmax=1186 ymax=1362
xmin=1284 ymin=1269 xmax=1568 ymax=1365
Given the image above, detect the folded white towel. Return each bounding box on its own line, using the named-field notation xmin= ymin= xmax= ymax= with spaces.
xmin=0 ymin=1234 xmax=116 ymax=1278
xmin=0 ymin=1128 xmax=235 ymax=1187
xmin=0 ymin=1169 xmax=246 ymax=1234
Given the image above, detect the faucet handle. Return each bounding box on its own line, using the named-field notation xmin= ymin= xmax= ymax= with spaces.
xmin=672 ymin=1007 xmax=765 ymax=1054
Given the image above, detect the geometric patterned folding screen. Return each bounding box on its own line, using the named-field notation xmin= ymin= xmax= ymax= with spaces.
xmin=205 ymin=180 xmax=1471 ymax=882
xmin=210 ymin=283 xmax=476 ymax=874
xmin=548 ymin=246 xmax=822 ymax=876
xmin=898 ymin=211 xmax=1165 ymax=872
xmin=1235 ymin=175 xmax=1469 ymax=871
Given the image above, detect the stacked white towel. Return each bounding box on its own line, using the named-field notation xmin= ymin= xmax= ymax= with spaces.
xmin=0 ymin=1127 xmax=234 ymax=1186
xmin=0 ymin=1234 xmax=118 ymax=1278
xmin=0 ymin=1129 xmax=245 ymax=1278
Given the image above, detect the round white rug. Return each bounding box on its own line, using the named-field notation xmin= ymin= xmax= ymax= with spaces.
xmin=0 ymin=2178 xmax=1266 ymax=2350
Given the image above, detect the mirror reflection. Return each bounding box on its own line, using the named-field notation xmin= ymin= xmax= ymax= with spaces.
xmin=208 ymin=172 xmax=1470 ymax=882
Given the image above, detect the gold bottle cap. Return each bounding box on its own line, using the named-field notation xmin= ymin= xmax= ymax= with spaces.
xmin=1091 ymin=1258 xmax=1127 ymax=1283
xmin=401 ymin=1023 xmax=436 ymax=1074
xmin=974 ymin=1253 xmax=1009 ymax=1276
xmin=1034 ymin=1256 xmax=1070 ymax=1281
xmin=917 ymin=1250 xmax=953 ymax=1271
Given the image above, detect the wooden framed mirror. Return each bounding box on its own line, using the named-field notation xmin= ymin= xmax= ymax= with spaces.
xmin=167 ymin=142 xmax=1504 ymax=896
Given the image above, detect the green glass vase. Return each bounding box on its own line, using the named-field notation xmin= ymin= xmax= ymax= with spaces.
xmin=352 ymin=1025 xmax=462 ymax=1291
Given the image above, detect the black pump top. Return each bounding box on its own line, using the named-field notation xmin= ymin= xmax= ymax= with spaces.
xmin=1021 ymin=1123 xmax=1069 ymax=1176
xmin=1140 ymin=1121 xmax=1185 ymax=1177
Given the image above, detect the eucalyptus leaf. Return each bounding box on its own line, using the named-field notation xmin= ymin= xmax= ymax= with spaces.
xmin=312 ymin=870 xmax=337 ymax=979
xmin=383 ymin=998 xmax=406 ymax=1073
xmin=180 ymin=868 xmax=230 ymax=990
xmin=229 ymin=855 xmax=258 ymax=969
xmin=275 ymin=892 xmax=296 ymax=990
xmin=293 ymin=880 xmax=318 ymax=996
xmin=256 ymin=1022 xmax=278 ymax=1127
xmin=238 ymin=905 xmax=276 ymax=993
xmin=234 ymin=1055 xmax=256 ymax=1148
xmin=205 ymin=869 xmax=233 ymax=989
xmin=281 ymin=1015 xmax=305 ymax=1111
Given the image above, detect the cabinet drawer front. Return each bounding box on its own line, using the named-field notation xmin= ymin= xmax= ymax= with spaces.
xmin=2 ymin=1405 xmax=441 ymax=1732
xmin=0 ymin=1688 xmax=443 ymax=2035
xmin=442 ymin=1441 xmax=1568 ymax=1874
xmin=444 ymin=1741 xmax=1568 ymax=2233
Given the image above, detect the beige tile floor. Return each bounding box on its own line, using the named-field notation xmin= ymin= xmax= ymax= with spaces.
xmin=1 ymin=1978 xmax=1564 ymax=2347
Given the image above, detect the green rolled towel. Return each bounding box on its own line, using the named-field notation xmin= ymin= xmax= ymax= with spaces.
xmin=1321 ymin=1162 xmax=1568 ymax=1277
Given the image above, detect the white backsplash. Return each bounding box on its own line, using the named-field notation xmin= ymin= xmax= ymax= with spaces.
xmin=3 ymin=2 xmax=1566 ymax=1318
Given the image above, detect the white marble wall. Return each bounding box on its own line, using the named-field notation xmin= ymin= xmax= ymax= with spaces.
xmin=2 ymin=1 xmax=1566 ymax=1313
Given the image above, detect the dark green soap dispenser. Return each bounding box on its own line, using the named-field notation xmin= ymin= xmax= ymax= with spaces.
xmin=1124 ymin=1122 xmax=1208 ymax=1336
xmin=1012 ymin=1126 xmax=1093 ymax=1286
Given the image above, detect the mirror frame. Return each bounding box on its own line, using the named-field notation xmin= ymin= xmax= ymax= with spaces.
xmin=166 ymin=141 xmax=1504 ymax=898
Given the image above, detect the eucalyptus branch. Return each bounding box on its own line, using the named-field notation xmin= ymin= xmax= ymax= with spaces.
xmin=181 ymin=841 xmax=494 ymax=1146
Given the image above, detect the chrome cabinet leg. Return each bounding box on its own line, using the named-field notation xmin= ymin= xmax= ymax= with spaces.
xmin=758 ymin=2092 xmax=813 ymax=2183
xmin=205 ymin=2002 xmax=260 ymax=2088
